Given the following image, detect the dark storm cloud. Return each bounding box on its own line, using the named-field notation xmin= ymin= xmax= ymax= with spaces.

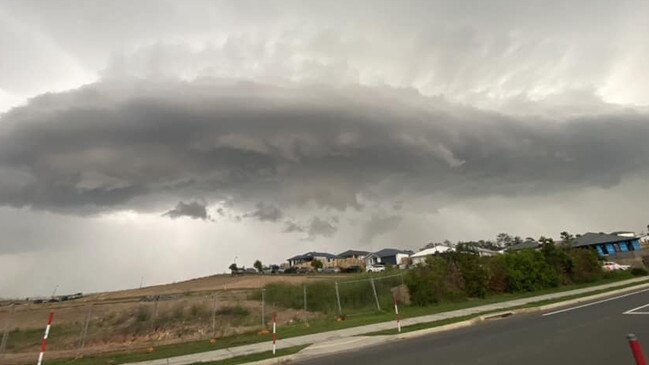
xmin=245 ymin=202 xmax=283 ymax=222
xmin=282 ymin=217 xmax=338 ymax=239
xmin=0 ymin=79 xmax=648 ymax=215
xmin=163 ymin=201 xmax=209 ymax=220
xmin=361 ymin=214 xmax=402 ymax=244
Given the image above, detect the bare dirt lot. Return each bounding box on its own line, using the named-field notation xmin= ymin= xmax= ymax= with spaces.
xmin=0 ymin=274 xmax=337 ymax=364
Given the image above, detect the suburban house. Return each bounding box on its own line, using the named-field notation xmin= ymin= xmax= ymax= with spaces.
xmin=505 ymin=240 xmax=542 ymax=252
xmin=337 ymin=250 xmax=370 ymax=268
xmin=365 ymin=248 xmax=412 ymax=267
xmin=473 ymin=247 xmax=501 ymax=257
xmin=571 ymin=232 xmax=641 ymax=257
xmin=287 ymin=252 xmax=339 ymax=267
xmin=411 ymin=245 xmax=454 ymax=265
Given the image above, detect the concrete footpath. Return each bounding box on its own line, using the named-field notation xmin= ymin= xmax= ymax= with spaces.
xmin=126 ymin=276 xmax=649 ymax=365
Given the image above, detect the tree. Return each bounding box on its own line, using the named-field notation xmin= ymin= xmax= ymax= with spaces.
xmin=311 ymin=259 xmax=323 ymax=270
xmin=496 ymin=233 xmax=513 ymax=248
xmin=560 ymin=231 xmax=576 ymax=247
xmin=228 ymin=263 xmax=238 ymax=274
xmin=253 ymin=260 xmax=263 ymax=272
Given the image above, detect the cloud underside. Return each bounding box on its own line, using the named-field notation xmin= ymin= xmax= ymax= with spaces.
xmin=0 ymin=80 xmax=648 ymax=215
xmin=163 ymin=201 xmax=209 ymax=220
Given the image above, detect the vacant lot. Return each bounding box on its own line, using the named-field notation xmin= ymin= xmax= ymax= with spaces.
xmin=0 ymin=274 xmax=337 ymax=364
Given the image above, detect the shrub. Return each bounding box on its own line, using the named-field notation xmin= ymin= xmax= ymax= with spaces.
xmin=134 ymin=305 xmax=151 ymax=322
xmin=567 ymin=249 xmax=602 ymax=283
xmin=404 ymin=256 xmax=465 ymax=305
xmin=504 ymin=250 xmax=559 ymax=292
xmin=216 ymin=305 xmax=249 ymax=317
xmin=484 ymin=255 xmax=508 ymax=294
xmin=450 ymin=252 xmax=489 ymax=298
xmin=631 ymin=267 xmax=649 ymax=276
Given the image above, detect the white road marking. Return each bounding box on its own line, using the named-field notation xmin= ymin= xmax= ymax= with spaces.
xmin=542 ymin=287 xmax=649 ymax=316
xmin=623 ymin=303 xmax=649 ymax=315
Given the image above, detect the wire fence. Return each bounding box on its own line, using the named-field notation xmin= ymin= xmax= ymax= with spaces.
xmin=0 ymin=273 xmax=408 ymax=362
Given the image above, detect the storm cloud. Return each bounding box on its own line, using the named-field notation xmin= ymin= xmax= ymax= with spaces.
xmin=2 ymin=0 xmax=649 ymax=298
xmin=164 ymin=201 xmax=210 ymax=220
xmin=1 ymin=80 xmax=648 ymax=217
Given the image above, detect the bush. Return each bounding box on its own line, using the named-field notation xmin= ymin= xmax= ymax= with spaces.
xmin=631 ymin=267 xmax=649 ymax=276
xmin=567 ymin=249 xmax=602 ymax=283
xmin=404 ymin=256 xmax=466 ymax=305
xmin=504 ymin=250 xmax=559 ymax=292
xmin=450 ymin=252 xmax=489 ymax=298
xmin=216 ymin=305 xmax=249 ymax=317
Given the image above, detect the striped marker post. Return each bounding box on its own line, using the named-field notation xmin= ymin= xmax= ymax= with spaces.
xmin=272 ymin=312 xmax=277 ymax=355
xmin=628 ymin=333 xmax=647 ymax=365
xmin=393 ymin=294 xmax=401 ymax=333
xmin=37 ymin=312 xmax=54 ymax=365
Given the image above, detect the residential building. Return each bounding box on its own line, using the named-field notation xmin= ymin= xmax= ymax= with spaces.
xmin=365 ymin=248 xmax=412 ymax=266
xmin=571 ymin=232 xmax=641 ymax=257
xmin=337 ymin=250 xmax=370 ymax=268
xmin=411 ymin=245 xmax=454 ymax=265
xmin=505 ymin=240 xmax=542 ymax=252
xmin=286 ymin=252 xmax=339 ymax=267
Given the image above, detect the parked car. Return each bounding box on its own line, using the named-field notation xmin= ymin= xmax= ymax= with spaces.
xmin=322 ymin=267 xmax=341 ymax=273
xmin=244 ymin=268 xmax=258 ymax=274
xmin=343 ymin=265 xmax=363 ymax=273
xmin=602 ymin=261 xmax=631 ymax=271
xmin=297 ymin=267 xmax=311 ymax=274
xmin=366 ymin=264 xmax=386 ymax=273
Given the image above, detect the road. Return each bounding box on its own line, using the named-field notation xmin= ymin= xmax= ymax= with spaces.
xmin=294 ymin=287 xmax=649 ymax=365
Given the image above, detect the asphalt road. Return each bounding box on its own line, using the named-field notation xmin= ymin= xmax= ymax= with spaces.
xmin=294 ymin=287 xmax=649 ymax=365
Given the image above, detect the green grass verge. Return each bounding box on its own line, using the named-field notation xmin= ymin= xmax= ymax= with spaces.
xmin=44 ymin=272 xmax=644 ymax=365
xmin=187 ymin=344 xmax=310 ymax=365
xmin=364 ymin=275 xmax=649 ymax=336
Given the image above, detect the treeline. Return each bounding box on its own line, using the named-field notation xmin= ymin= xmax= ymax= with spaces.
xmin=405 ymin=243 xmax=607 ymax=306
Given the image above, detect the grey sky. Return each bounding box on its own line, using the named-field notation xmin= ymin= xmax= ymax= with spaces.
xmin=1 ymin=0 xmax=648 ymax=297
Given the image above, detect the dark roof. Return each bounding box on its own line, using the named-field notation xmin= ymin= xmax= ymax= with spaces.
xmin=572 ymin=232 xmax=639 ymax=247
xmin=287 ymin=252 xmax=339 ymax=261
xmin=506 ymin=241 xmax=541 ymax=251
xmin=370 ymin=248 xmax=413 ymax=258
xmin=338 ymin=250 xmax=370 ymax=258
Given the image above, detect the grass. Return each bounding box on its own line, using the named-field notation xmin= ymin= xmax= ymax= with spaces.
xmin=188 ymin=344 xmax=310 ymax=365
xmin=364 ymin=274 xmax=649 ymax=336
xmin=42 ymin=272 xmax=645 ymax=365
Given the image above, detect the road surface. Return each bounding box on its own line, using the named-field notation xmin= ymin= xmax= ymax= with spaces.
xmin=294 ymin=287 xmax=649 ymax=365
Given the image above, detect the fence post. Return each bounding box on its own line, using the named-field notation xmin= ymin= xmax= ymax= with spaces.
xmin=37 ymin=311 xmax=54 ymax=365
xmin=335 ymin=282 xmax=343 ymax=317
xmin=370 ymin=277 xmax=381 ymax=311
xmin=261 ymin=289 xmax=266 ymax=328
xmin=78 ymin=304 xmax=92 ymax=354
xmin=393 ymin=294 xmax=401 ymax=333
xmin=211 ymin=293 xmax=217 ymax=337
xmin=272 ymin=312 xmax=277 ymax=355
xmin=0 ymin=304 xmax=14 ymax=356
xmin=628 ymin=333 xmax=648 ymax=365
xmin=303 ymin=286 xmax=308 ymax=325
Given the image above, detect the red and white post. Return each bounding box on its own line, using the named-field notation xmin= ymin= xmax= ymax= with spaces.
xmin=37 ymin=311 xmax=54 ymax=365
xmin=272 ymin=312 xmax=277 ymax=355
xmin=628 ymin=334 xmax=647 ymax=365
xmin=393 ymin=295 xmax=401 ymax=333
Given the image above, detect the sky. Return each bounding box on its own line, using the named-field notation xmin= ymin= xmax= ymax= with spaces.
xmin=1 ymin=0 xmax=648 ymax=298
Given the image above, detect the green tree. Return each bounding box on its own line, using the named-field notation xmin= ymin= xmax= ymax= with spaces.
xmin=253 ymin=260 xmax=263 ymax=272
xmin=560 ymin=231 xmax=576 ymax=247
xmin=311 ymin=259 xmax=323 ymax=270
xmin=496 ymin=233 xmax=514 ymax=248
xmin=228 ymin=263 xmax=238 ymax=274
